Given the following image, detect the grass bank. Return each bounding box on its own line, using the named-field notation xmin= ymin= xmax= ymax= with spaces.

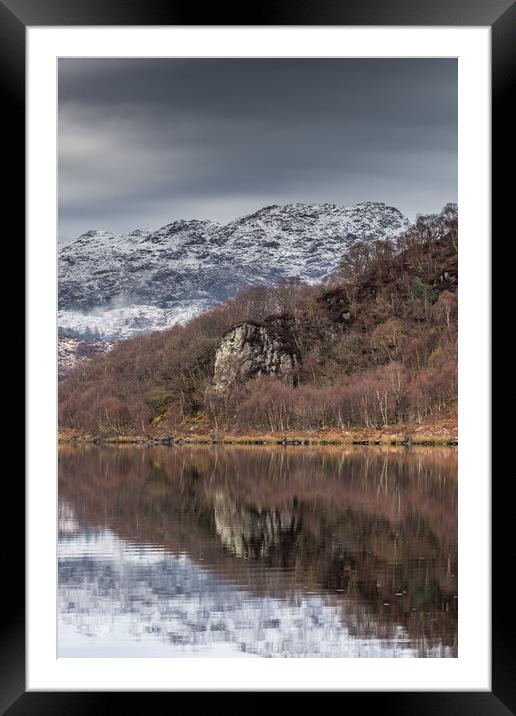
xmin=58 ymin=414 xmax=457 ymax=447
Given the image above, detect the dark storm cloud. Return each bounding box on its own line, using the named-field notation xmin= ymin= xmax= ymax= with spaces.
xmin=58 ymin=58 xmax=457 ymax=242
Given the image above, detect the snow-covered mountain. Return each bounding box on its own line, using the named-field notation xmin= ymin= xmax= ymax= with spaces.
xmin=59 ymin=520 xmax=450 ymax=658
xmin=58 ymin=202 xmax=410 ymax=341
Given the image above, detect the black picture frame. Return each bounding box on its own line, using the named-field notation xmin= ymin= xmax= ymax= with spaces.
xmin=6 ymin=0 xmax=509 ymax=710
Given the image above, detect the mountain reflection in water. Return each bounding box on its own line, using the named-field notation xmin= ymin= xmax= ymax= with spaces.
xmin=58 ymin=445 xmax=457 ymax=658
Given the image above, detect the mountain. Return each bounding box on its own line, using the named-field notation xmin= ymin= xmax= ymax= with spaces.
xmin=58 ymin=205 xmax=458 ymax=437
xmin=58 ymin=202 xmax=410 ymax=341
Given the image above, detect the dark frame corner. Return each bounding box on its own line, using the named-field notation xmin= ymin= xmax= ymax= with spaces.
xmin=7 ymin=0 xmax=513 ymax=711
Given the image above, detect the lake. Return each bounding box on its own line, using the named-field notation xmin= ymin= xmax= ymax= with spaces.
xmin=58 ymin=445 xmax=457 ymax=658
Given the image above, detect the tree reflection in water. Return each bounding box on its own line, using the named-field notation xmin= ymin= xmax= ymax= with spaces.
xmin=58 ymin=445 xmax=457 ymax=657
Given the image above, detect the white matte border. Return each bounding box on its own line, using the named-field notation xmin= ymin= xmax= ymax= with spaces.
xmin=27 ymin=26 xmax=490 ymax=691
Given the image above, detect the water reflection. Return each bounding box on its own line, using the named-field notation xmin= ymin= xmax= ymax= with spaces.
xmin=58 ymin=445 xmax=457 ymax=657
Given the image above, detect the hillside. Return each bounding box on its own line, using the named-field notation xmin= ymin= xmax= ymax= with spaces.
xmin=58 ymin=205 xmax=457 ymax=438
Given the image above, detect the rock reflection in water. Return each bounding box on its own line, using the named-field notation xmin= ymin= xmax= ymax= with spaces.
xmin=213 ymin=490 xmax=301 ymax=560
xmin=58 ymin=445 xmax=457 ymax=657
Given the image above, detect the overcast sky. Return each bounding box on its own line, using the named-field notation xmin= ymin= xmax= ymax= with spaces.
xmin=58 ymin=58 xmax=457 ymax=243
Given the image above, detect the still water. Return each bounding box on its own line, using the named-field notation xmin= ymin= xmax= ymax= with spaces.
xmin=58 ymin=445 xmax=457 ymax=658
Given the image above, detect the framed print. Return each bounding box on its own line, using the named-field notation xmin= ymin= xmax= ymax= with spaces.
xmin=5 ymin=0 xmax=511 ymax=709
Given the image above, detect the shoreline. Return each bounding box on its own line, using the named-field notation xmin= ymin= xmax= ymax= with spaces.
xmin=58 ymin=424 xmax=458 ymax=448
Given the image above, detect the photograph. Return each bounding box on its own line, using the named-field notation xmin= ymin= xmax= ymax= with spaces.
xmin=4 ymin=0 xmax=506 ymax=703
xmin=57 ymin=57 xmax=459 ymax=659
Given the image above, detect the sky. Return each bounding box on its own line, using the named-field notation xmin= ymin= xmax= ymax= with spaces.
xmin=58 ymin=58 xmax=457 ymax=243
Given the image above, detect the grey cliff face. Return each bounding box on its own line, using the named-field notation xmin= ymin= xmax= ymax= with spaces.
xmin=211 ymin=319 xmax=300 ymax=394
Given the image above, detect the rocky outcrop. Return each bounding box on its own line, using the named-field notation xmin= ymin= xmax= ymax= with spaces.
xmin=211 ymin=317 xmax=300 ymax=393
